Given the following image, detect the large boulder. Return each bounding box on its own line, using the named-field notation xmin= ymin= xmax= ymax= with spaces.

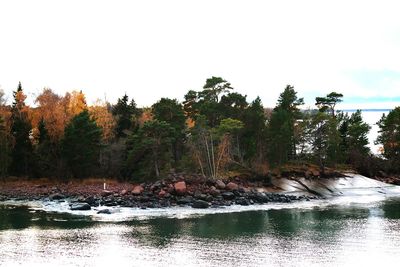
xmin=215 ymin=180 xmax=226 ymax=190
xmin=70 ymin=203 xmax=91 ymax=211
xmin=192 ymin=200 xmax=209 ymax=209
xmin=174 ymin=181 xmax=187 ymax=195
xmin=226 ymin=182 xmax=239 ymax=191
xmin=132 ymin=185 xmax=144 ymax=195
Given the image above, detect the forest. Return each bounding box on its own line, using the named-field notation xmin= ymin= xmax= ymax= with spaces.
xmin=0 ymin=77 xmax=399 ymax=181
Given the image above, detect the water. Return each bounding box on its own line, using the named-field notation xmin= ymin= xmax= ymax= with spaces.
xmin=2 ymin=197 xmax=400 ymax=266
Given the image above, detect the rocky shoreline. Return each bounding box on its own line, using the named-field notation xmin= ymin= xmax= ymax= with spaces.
xmin=0 ymin=175 xmax=320 ymax=212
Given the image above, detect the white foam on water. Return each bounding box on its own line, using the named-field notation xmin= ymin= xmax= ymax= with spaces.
xmin=2 ymin=192 xmax=400 ymax=222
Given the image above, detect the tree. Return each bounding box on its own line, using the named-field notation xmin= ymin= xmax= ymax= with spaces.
xmin=126 ymin=120 xmax=175 ymax=179
xmin=0 ymin=115 xmax=11 ymax=178
xmin=309 ymin=112 xmax=330 ymax=172
xmin=112 ymin=94 xmax=140 ymax=138
xmin=66 ymin=90 xmax=87 ymax=117
xmin=214 ymin=118 xmax=244 ymax=172
xmin=241 ymin=97 xmax=267 ymax=168
xmin=201 ymin=76 xmax=233 ymax=102
xmin=346 ymin=110 xmax=371 ymax=158
xmin=183 ymin=77 xmax=234 ymax=127
xmin=315 ymin=92 xmax=343 ymax=117
xmin=35 ymin=88 xmax=69 ymax=142
xmin=376 ymin=107 xmax=400 ymax=170
xmin=267 ymin=85 xmax=304 ymax=165
xmin=152 ymin=98 xmax=186 ymax=163
xmin=89 ymin=100 xmax=116 ymax=142
xmin=62 ymin=110 xmax=102 ymax=178
xmin=9 ymin=82 xmax=33 ymax=176
xmin=218 ymin=92 xmax=248 ymax=120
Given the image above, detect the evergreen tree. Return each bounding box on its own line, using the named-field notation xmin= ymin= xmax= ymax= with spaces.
xmin=242 ymin=97 xmax=267 ymax=164
xmin=315 ymin=92 xmax=343 ymax=117
xmin=9 ymin=82 xmax=33 ymax=176
xmin=376 ymin=107 xmax=400 ymax=171
xmin=268 ymin=85 xmax=304 ymax=165
xmin=126 ymin=120 xmax=175 ymax=179
xmin=0 ymin=115 xmax=11 ymax=178
xmin=62 ymin=110 xmax=102 ymax=178
xmin=347 ymin=110 xmax=371 ymax=158
xmin=152 ymin=98 xmax=186 ymax=163
xmin=112 ymin=94 xmax=140 ymax=138
xmin=33 ymin=119 xmax=56 ymax=177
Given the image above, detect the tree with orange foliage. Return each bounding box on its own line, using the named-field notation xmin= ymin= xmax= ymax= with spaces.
xmin=35 ymin=88 xmax=69 ymax=142
xmin=89 ymin=100 xmax=116 ymax=142
xmin=66 ymin=90 xmax=87 ymax=117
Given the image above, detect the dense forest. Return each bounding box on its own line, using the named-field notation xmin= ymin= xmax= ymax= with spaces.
xmin=0 ymin=77 xmax=399 ymax=181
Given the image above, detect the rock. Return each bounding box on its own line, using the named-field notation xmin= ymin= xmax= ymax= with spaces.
xmin=120 ymin=189 xmax=128 ymax=196
xmin=132 ymin=185 xmax=144 ymax=195
xmin=177 ymin=196 xmax=193 ymax=205
xmin=215 ymin=180 xmax=226 ymax=189
xmin=209 ymin=186 xmax=220 ymax=197
xmin=235 ymin=197 xmax=250 ymax=206
xmin=70 ymin=203 xmax=91 ymax=211
xmin=158 ymin=189 xmax=167 ymax=198
xmin=101 ymin=190 xmax=113 ymax=197
xmin=49 ymin=193 xmax=65 ymax=200
xmin=192 ymin=200 xmax=209 ymax=209
xmin=97 ymin=209 xmax=112 ymax=214
xmin=221 ymin=192 xmax=235 ymax=200
xmin=174 ymin=181 xmax=187 ymax=195
xmin=84 ymin=196 xmax=96 ymax=205
xmin=226 ymin=182 xmax=238 ymax=191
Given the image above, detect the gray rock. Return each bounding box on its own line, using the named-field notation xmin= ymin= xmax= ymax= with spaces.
xmin=221 ymin=192 xmax=235 ymax=200
xmin=49 ymin=193 xmax=65 ymax=200
xmin=97 ymin=209 xmax=112 ymax=214
xmin=192 ymin=200 xmax=209 ymax=209
xmin=70 ymin=203 xmax=91 ymax=211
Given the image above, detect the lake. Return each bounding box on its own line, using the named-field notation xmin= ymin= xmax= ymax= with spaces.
xmin=2 ymin=197 xmax=400 ymax=266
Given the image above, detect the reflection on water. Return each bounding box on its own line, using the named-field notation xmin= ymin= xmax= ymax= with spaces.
xmin=1 ymin=199 xmax=400 ymax=266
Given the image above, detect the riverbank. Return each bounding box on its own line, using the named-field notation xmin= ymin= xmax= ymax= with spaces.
xmin=0 ymin=173 xmax=322 ymax=211
xmin=2 ymin=167 xmax=400 ymax=212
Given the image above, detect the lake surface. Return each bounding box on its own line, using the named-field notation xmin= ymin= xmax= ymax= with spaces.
xmin=2 ymin=197 xmax=400 ymax=266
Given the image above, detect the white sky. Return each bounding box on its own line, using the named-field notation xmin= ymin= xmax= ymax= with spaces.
xmin=1 ymin=0 xmax=400 ymax=108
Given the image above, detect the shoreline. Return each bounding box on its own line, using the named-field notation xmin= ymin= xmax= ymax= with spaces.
xmin=0 ymin=175 xmax=319 ymax=211
xmin=2 ymin=170 xmax=399 ymax=212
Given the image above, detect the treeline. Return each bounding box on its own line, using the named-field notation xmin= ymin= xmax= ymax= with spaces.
xmin=0 ymin=78 xmax=399 ymax=180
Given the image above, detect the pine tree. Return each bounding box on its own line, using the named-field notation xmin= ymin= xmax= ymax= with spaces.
xmin=9 ymin=82 xmax=33 ymax=176
xmin=0 ymin=115 xmax=11 ymax=178
xmin=268 ymin=85 xmax=304 ymax=165
xmin=112 ymin=94 xmax=140 ymax=138
xmin=126 ymin=120 xmax=175 ymax=179
xmin=152 ymin=98 xmax=186 ymax=163
xmin=376 ymin=107 xmax=400 ymax=171
xmin=62 ymin=110 xmax=102 ymax=178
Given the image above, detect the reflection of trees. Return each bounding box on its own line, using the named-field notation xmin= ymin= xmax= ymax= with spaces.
xmin=380 ymin=199 xmax=400 ymax=219
xmin=0 ymin=205 xmax=96 ymax=230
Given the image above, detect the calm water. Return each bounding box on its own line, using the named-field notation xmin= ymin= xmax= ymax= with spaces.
xmin=2 ymin=198 xmax=400 ymax=266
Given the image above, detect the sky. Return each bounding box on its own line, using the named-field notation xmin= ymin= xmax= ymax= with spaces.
xmin=0 ymin=0 xmax=400 ymax=109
